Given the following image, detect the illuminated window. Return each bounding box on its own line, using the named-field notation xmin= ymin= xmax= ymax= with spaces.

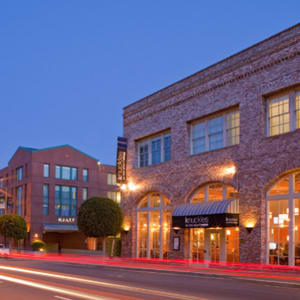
xmin=137 ymin=192 xmax=171 ymax=259
xmin=267 ymin=171 xmax=300 ymax=266
xmin=107 ymin=173 xmax=117 ymax=185
xmin=226 ymin=111 xmax=240 ymax=146
xmin=267 ymin=89 xmax=300 ymax=137
xmin=107 ymin=191 xmax=121 ymax=204
xmin=82 ymin=188 xmax=88 ymax=201
xmin=296 ymin=92 xmax=300 ymax=129
xmin=190 ymin=183 xmax=238 ymax=203
xmin=268 ymin=96 xmax=290 ymax=136
xmin=191 ymin=110 xmax=240 ymax=155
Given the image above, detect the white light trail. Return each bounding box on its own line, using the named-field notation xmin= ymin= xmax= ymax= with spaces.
xmin=0 ymin=265 xmax=206 ymax=300
xmin=0 ymin=274 xmax=114 ymax=300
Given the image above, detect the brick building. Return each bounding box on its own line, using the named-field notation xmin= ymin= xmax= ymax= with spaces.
xmin=121 ymin=23 xmax=300 ymax=265
xmin=0 ymin=145 xmax=120 ymax=251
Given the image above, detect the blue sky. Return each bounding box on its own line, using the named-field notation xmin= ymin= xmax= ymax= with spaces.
xmin=0 ymin=1 xmax=299 ymax=167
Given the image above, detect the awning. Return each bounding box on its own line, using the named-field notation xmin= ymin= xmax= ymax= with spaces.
xmin=44 ymin=224 xmax=78 ymax=232
xmin=172 ymin=200 xmax=239 ymax=228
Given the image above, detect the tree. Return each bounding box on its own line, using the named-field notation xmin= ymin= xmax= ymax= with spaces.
xmin=0 ymin=214 xmax=27 ymax=248
xmin=77 ymin=197 xmax=123 ymax=255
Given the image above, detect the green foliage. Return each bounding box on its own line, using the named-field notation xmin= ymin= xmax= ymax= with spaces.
xmin=77 ymin=197 xmax=123 ymax=238
xmin=0 ymin=214 xmax=27 ymax=240
xmin=106 ymin=238 xmax=122 ymax=257
xmin=31 ymin=240 xmax=45 ymax=251
xmin=98 ymin=238 xmax=122 ymax=257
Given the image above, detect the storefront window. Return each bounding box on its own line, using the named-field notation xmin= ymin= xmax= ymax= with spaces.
xmin=137 ymin=192 xmax=171 ymax=259
xmin=295 ymin=198 xmax=300 ymax=266
xmin=268 ymin=199 xmax=289 ymax=265
xmin=226 ymin=228 xmax=239 ymax=263
xmin=267 ymin=172 xmax=300 ymax=266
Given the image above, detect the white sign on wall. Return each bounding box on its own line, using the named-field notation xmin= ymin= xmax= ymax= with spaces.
xmin=58 ymin=217 xmax=75 ymax=223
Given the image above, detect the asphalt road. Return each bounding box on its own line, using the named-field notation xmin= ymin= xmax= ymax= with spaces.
xmin=0 ymin=257 xmax=300 ymax=300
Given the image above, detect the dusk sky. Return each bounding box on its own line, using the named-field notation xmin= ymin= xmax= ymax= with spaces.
xmin=1 ymin=1 xmax=299 ymax=168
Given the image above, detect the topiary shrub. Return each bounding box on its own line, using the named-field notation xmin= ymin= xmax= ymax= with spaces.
xmin=0 ymin=214 xmax=27 ymax=247
xmin=78 ymin=197 xmax=123 ymax=238
xmin=31 ymin=240 xmax=45 ymax=251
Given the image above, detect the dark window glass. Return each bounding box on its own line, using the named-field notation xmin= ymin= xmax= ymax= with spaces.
xmin=55 ymin=185 xmax=77 ymax=217
xmin=164 ymin=135 xmax=171 ymax=162
xmin=43 ymin=184 xmax=49 ymax=215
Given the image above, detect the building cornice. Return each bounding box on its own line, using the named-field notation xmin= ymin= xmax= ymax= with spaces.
xmin=124 ymin=25 xmax=300 ymax=126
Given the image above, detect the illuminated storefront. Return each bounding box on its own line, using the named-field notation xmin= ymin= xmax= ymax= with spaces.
xmin=137 ymin=192 xmax=171 ymax=259
xmin=267 ymin=172 xmax=300 ymax=266
xmin=172 ymin=183 xmax=239 ymax=262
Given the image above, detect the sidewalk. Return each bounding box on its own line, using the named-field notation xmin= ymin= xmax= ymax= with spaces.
xmin=5 ymin=251 xmax=300 ymax=287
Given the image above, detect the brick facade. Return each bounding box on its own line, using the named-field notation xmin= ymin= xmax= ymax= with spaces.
xmin=0 ymin=145 xmax=119 ymax=251
xmin=121 ymin=24 xmax=300 ymax=263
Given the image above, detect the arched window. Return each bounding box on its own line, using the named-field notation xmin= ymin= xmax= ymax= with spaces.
xmin=267 ymin=172 xmax=300 ymax=266
xmin=188 ymin=182 xmax=239 ymax=263
xmin=137 ymin=192 xmax=171 ymax=259
xmin=190 ymin=183 xmax=238 ymax=203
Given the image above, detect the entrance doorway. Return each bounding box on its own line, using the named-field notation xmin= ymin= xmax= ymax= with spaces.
xmin=190 ymin=227 xmax=239 ymax=262
xmin=191 ymin=229 xmax=204 ymax=261
xmin=209 ymin=231 xmax=220 ymax=262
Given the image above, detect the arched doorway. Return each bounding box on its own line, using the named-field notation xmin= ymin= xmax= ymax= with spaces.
xmin=266 ymin=172 xmax=300 ymax=266
xmin=186 ymin=183 xmax=239 ymax=262
xmin=137 ymin=192 xmax=171 ymax=259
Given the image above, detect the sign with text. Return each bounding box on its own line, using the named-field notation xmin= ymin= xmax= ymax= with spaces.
xmin=58 ymin=217 xmax=75 ymax=223
xmin=116 ymin=137 xmax=127 ymax=184
xmin=172 ymin=213 xmax=239 ymax=229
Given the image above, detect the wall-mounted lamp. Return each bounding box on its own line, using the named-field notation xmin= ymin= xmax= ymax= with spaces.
xmin=173 ymin=227 xmax=180 ymax=234
xmin=245 ymin=222 xmax=255 ymax=234
xmin=120 ymin=181 xmax=139 ymax=192
xmin=123 ymin=225 xmax=130 ymax=234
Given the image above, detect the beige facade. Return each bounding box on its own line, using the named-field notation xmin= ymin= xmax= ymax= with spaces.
xmin=121 ymin=24 xmax=300 ymax=265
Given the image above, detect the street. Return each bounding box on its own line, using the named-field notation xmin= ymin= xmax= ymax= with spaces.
xmin=0 ymin=257 xmax=300 ymax=299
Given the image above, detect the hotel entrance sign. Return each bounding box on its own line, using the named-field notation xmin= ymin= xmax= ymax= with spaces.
xmin=58 ymin=217 xmax=75 ymax=223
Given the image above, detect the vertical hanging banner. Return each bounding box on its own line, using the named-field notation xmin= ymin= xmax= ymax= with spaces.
xmin=116 ymin=137 xmax=128 ymax=184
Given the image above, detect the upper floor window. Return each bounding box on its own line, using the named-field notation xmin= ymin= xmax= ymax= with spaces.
xmin=138 ymin=132 xmax=171 ymax=168
xmin=191 ymin=110 xmax=240 ymax=155
xmin=43 ymin=184 xmax=49 ymax=216
xmin=107 ymin=173 xmax=117 ymax=185
xmin=83 ymin=169 xmax=88 ymax=182
xmin=16 ymin=167 xmax=23 ymax=181
xmin=17 ymin=186 xmax=22 ymax=215
xmin=43 ymin=164 xmax=50 ymax=178
xmin=0 ymin=178 xmax=3 ymax=188
xmin=55 ymin=165 xmax=78 ymax=180
xmin=107 ymin=191 xmax=121 ymax=204
xmin=82 ymin=188 xmax=88 ymax=201
xmin=55 ymin=185 xmax=77 ymax=217
xmin=267 ymin=90 xmax=300 ymax=137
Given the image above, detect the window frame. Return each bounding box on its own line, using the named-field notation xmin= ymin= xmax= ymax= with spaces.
xmin=266 ymin=89 xmax=300 ymax=137
xmin=137 ymin=132 xmax=171 ymax=168
xmin=55 ymin=165 xmax=78 ymax=181
xmin=55 ymin=185 xmax=77 ymax=217
xmin=190 ymin=109 xmax=240 ymax=155
xmin=43 ymin=164 xmax=50 ymax=178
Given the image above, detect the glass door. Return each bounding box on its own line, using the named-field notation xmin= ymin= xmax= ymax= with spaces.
xmin=192 ymin=229 xmax=204 ymax=261
xmin=209 ymin=232 xmax=220 ymax=262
